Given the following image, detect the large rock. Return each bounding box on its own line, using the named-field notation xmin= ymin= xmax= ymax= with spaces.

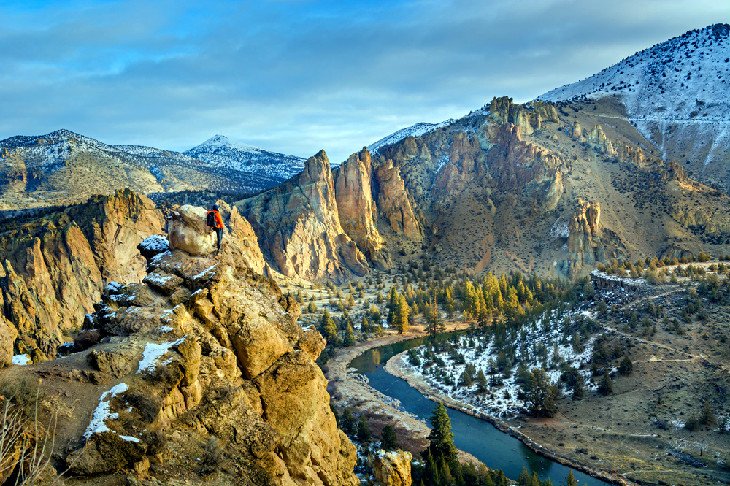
xmin=373 ymin=449 xmax=413 ymax=486
xmin=238 ymin=150 xmax=368 ymax=281
xmin=168 ymin=205 xmax=217 ymax=256
xmin=0 ymin=189 xmax=162 ymax=362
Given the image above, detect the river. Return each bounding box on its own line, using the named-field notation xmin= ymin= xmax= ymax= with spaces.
xmin=350 ymin=336 xmax=611 ymax=486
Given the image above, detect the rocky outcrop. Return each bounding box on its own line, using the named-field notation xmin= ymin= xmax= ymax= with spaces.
xmin=52 ymin=206 xmax=359 ymax=484
xmin=586 ymin=125 xmax=617 ymax=156
xmin=489 ymin=96 xmax=559 ymax=135
xmin=564 ymin=199 xmax=604 ymax=276
xmin=238 ymin=150 xmax=368 ymax=281
xmin=0 ymin=189 xmax=162 ymax=363
xmin=373 ymin=450 xmax=413 ymax=486
xmin=373 ymin=161 xmax=422 ymax=240
xmin=334 ymin=148 xmax=385 ymax=263
xmin=168 ymin=204 xmax=217 ymax=256
xmin=486 ymin=121 xmax=566 ymax=205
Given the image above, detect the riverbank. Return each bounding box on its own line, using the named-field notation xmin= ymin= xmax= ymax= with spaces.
xmin=385 ymin=350 xmax=627 ymax=485
xmin=324 ymin=322 xmax=476 ymax=462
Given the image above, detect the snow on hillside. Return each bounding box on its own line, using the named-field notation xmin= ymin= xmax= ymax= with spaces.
xmin=368 ymin=120 xmax=453 ymax=154
xmin=399 ymin=308 xmax=602 ymax=418
xmin=185 ymin=135 xmax=305 ymax=181
xmin=0 ymin=129 xmax=118 ymax=170
xmin=539 ymin=23 xmax=730 ymax=152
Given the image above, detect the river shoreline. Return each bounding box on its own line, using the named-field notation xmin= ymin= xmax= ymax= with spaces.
xmin=385 ymin=349 xmax=627 ymax=485
xmin=324 ymin=322 xmax=478 ymax=463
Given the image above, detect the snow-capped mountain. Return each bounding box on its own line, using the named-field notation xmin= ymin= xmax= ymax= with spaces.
xmin=0 ymin=130 xmax=305 ymax=209
xmin=368 ymin=121 xmax=453 ymax=154
xmin=540 ymin=23 xmax=730 ymax=190
xmin=185 ymin=135 xmax=305 ymax=182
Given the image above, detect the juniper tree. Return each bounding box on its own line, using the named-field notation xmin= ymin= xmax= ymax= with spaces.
xmin=380 ymin=424 xmax=398 ymax=451
xmin=320 ymin=310 xmax=339 ymax=345
xmin=598 ymin=370 xmax=613 ymax=396
xmin=356 ymin=415 xmax=371 ymax=443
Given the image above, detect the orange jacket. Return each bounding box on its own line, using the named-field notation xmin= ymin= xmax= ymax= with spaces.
xmin=207 ymin=210 xmax=224 ymax=229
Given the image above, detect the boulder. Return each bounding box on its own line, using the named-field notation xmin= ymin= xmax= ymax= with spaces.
xmin=168 ymin=205 xmax=217 ymax=256
xmin=373 ymin=449 xmax=413 ymax=486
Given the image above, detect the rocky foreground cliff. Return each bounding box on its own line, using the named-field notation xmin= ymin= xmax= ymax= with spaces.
xmin=0 ymin=204 xmax=359 ymax=485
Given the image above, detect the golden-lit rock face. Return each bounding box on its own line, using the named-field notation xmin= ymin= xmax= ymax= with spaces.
xmin=0 ymin=189 xmax=162 ymax=365
xmin=238 ymin=150 xmax=368 ymax=281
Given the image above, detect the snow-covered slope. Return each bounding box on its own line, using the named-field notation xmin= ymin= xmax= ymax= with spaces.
xmin=368 ymin=121 xmax=452 ymax=154
xmin=185 ymin=135 xmax=305 ymax=183
xmin=539 ymin=23 xmax=729 ymax=122
xmin=0 ymin=130 xmax=306 ymax=209
xmin=539 ymin=23 xmax=730 ymax=189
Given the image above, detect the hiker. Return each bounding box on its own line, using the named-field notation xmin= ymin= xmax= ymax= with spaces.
xmin=206 ymin=204 xmax=225 ymax=251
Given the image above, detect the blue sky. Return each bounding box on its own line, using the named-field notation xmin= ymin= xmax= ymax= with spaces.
xmin=0 ymin=0 xmax=727 ymax=162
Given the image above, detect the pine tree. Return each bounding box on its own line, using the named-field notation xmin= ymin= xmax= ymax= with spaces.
xmin=380 ymin=424 xmax=398 ymax=451
xmin=395 ymin=295 xmax=410 ymax=334
xmin=618 ymin=355 xmax=633 ymax=375
xmin=598 ymin=370 xmax=613 ymax=396
xmin=476 ymin=369 xmax=488 ymax=393
xmin=356 ymin=415 xmax=371 ymax=443
xmin=344 ymin=322 xmax=356 ymax=346
xmin=572 ymin=376 xmax=585 ymax=401
xmin=426 ymin=290 xmax=443 ymax=337
xmin=320 ymin=310 xmax=339 ymax=345
xmin=340 ymin=408 xmax=356 ymax=435
xmin=565 ymin=470 xmax=578 ymax=486
xmin=426 ymin=403 xmax=457 ymax=465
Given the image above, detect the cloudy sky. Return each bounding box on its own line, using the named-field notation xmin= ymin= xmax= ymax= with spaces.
xmin=0 ymin=0 xmax=727 ymax=162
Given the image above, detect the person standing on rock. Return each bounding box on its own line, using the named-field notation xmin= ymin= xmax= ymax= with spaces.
xmin=206 ymin=204 xmax=225 ymax=252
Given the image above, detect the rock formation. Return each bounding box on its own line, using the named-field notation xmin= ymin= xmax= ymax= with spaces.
xmin=238 ymin=150 xmax=368 ymax=281
xmin=373 ymin=160 xmax=422 ymax=240
xmin=334 ymin=148 xmax=385 ymax=263
xmin=565 ymin=199 xmax=604 ymax=276
xmin=0 ymin=189 xmax=162 ymax=364
xmin=1 ymin=205 xmax=359 ymax=484
xmin=373 ymin=450 xmax=413 ymax=486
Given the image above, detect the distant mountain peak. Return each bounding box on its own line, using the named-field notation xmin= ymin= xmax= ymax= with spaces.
xmin=196 ymin=134 xmax=260 ymax=153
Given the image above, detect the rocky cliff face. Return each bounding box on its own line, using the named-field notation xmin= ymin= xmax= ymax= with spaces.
xmin=373 ymin=160 xmax=422 ymax=241
xmin=0 ymin=206 xmax=358 ymax=484
xmin=334 ymin=149 xmax=385 ymax=264
xmin=564 ymin=200 xmax=604 ymax=276
xmin=0 ymin=189 xmax=162 ymax=365
xmin=238 ymin=150 xmax=368 ymax=281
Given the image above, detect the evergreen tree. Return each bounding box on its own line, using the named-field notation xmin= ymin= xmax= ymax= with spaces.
xmin=320 ymin=310 xmax=339 ymax=345
xmin=426 ymin=403 xmax=457 ymax=465
xmin=476 ymin=369 xmax=488 ymax=393
xmin=565 ymin=470 xmax=578 ymax=486
xmin=598 ymin=371 xmax=613 ymax=396
xmin=340 ymin=408 xmax=356 ymax=435
xmin=572 ymin=376 xmax=585 ymax=401
xmin=387 ymin=286 xmax=399 ymax=326
xmin=426 ymin=290 xmax=444 ymax=337
xmin=395 ymin=295 xmax=411 ymax=334
xmin=344 ymin=322 xmax=356 ymax=346
xmin=618 ymin=355 xmax=633 ymax=375
xmin=381 ymin=424 xmax=398 ymax=451
xmin=356 ymin=415 xmax=371 ymax=443
xmin=523 ymin=368 xmax=559 ymax=417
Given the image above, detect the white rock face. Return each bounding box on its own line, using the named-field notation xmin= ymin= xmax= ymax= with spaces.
xmin=168 ymin=205 xmax=217 ymax=256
